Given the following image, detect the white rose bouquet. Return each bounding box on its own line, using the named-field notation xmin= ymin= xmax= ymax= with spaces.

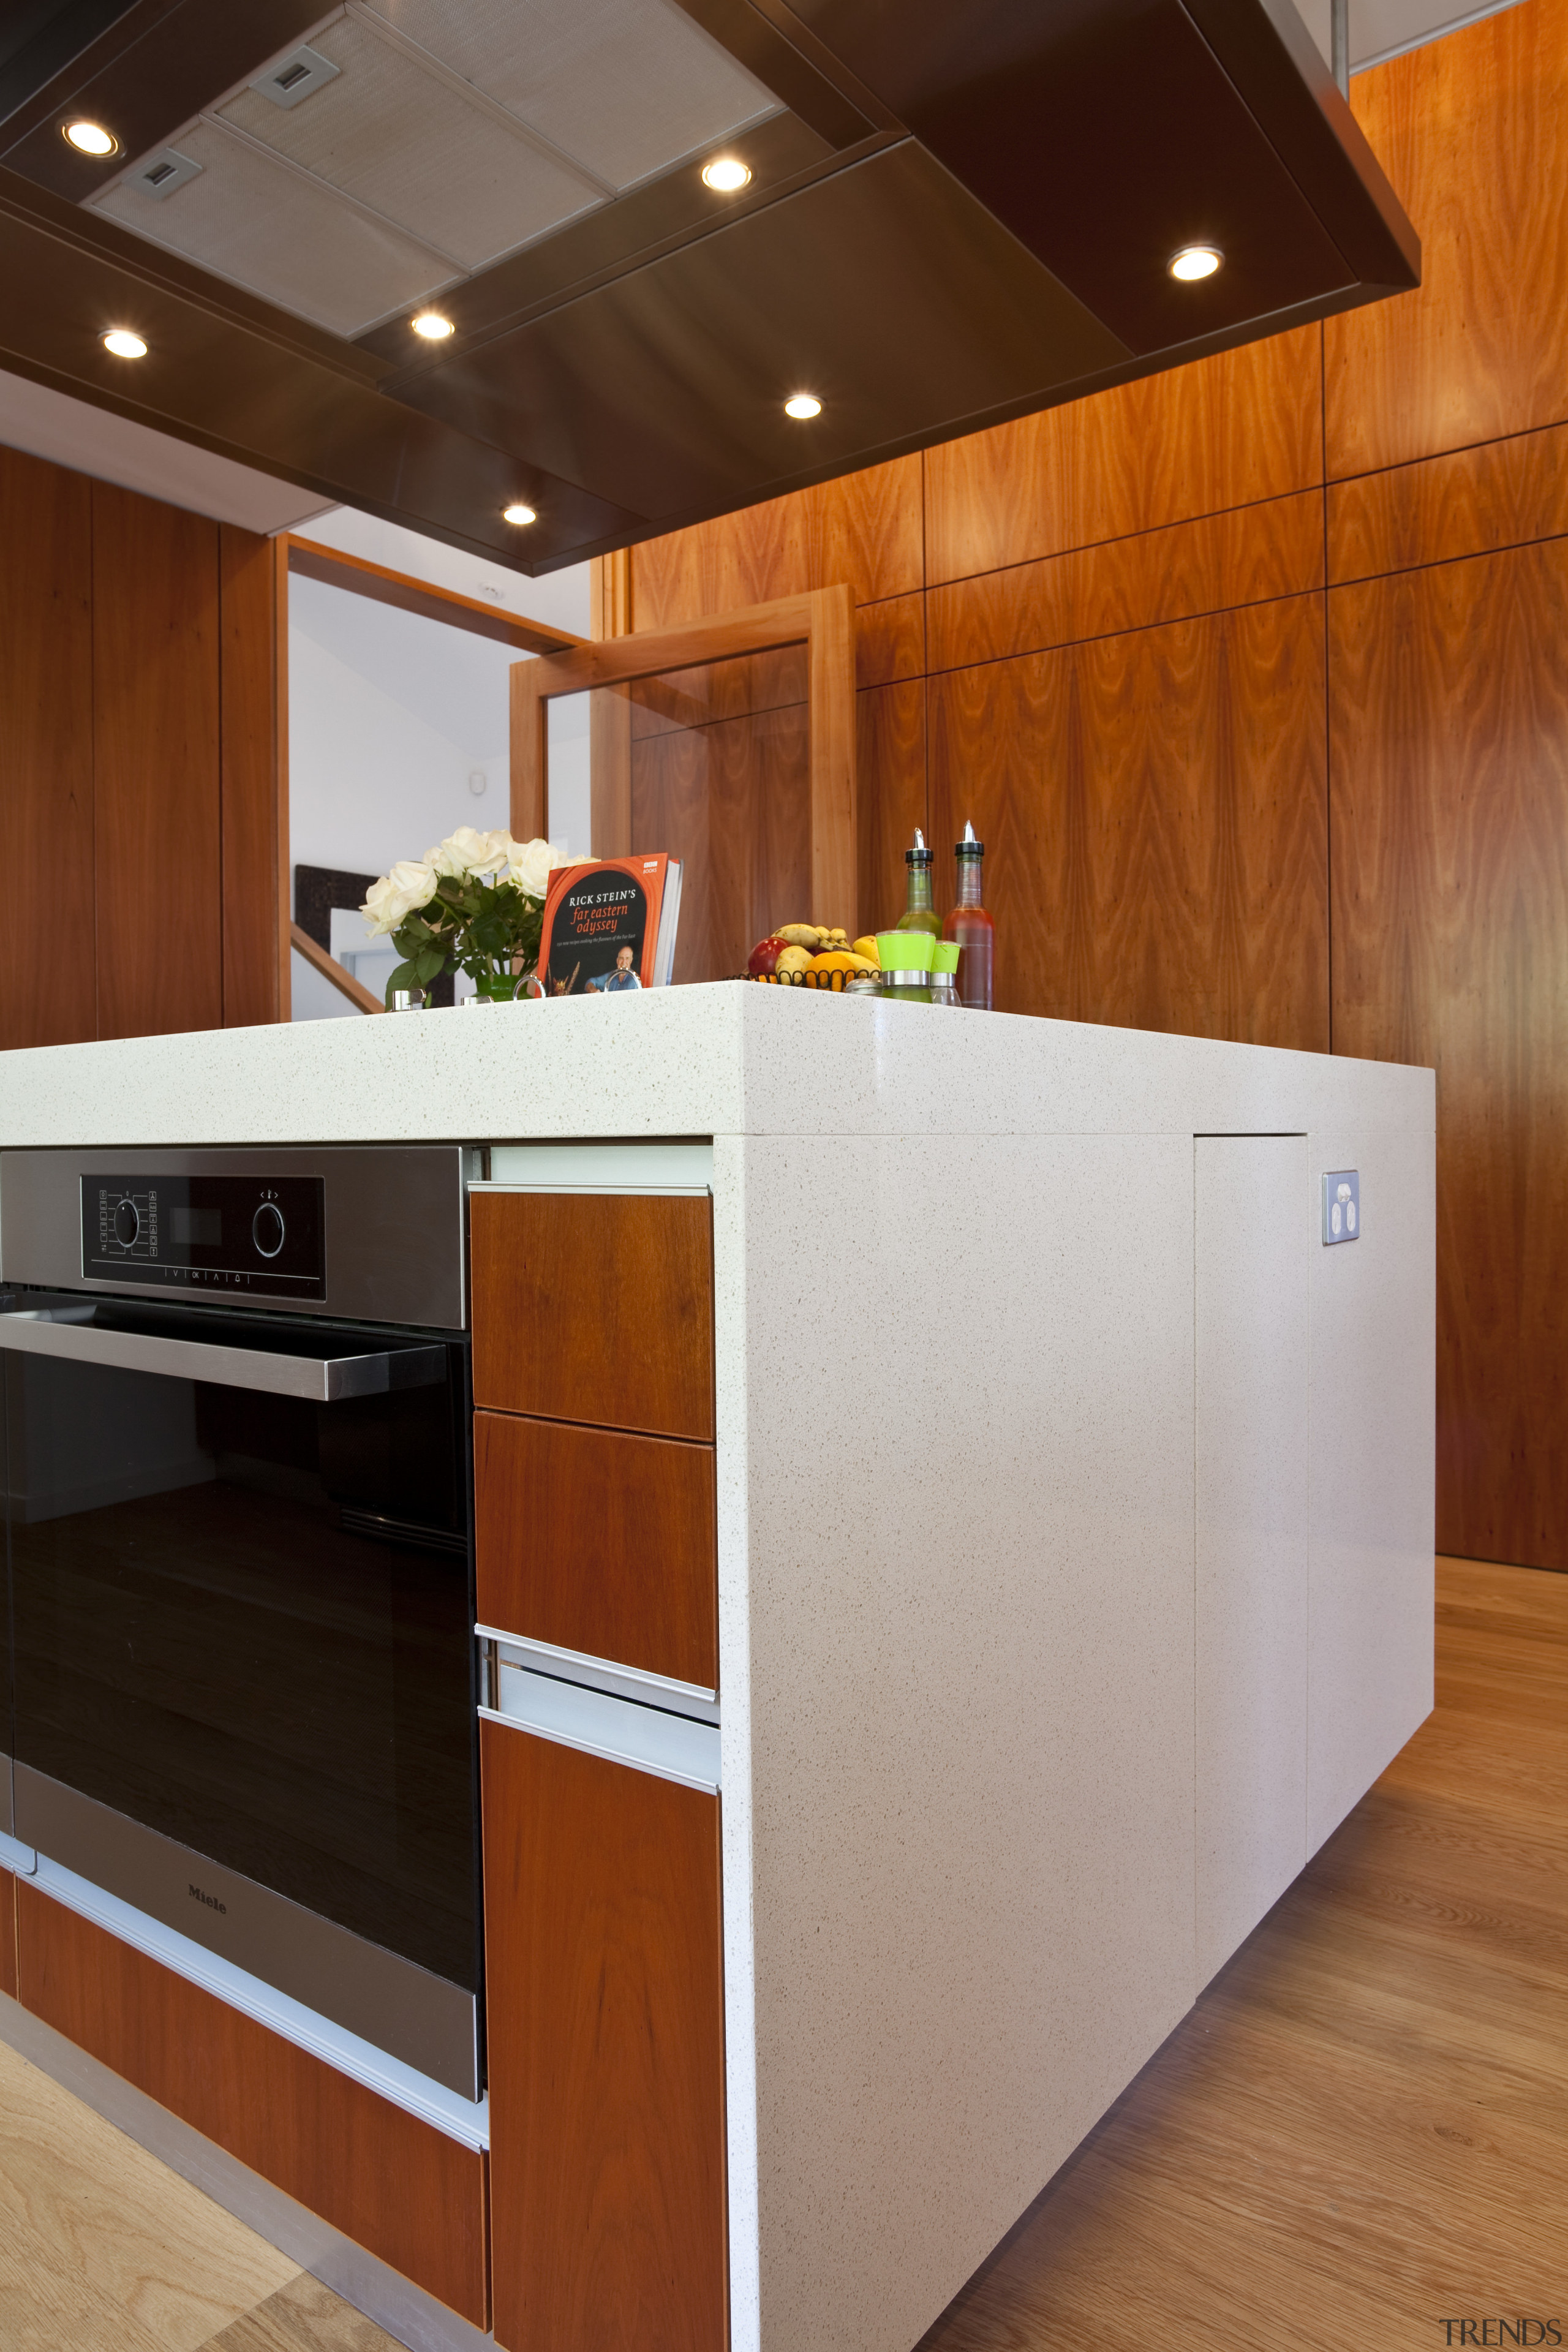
xmin=360 ymin=829 xmax=574 ymax=1006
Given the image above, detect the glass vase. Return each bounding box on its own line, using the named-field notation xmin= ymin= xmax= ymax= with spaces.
xmin=472 ymin=966 xmax=527 ymax=1004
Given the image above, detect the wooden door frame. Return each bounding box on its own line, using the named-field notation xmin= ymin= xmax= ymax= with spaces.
xmin=510 ymin=585 xmax=858 ymax=928
xmin=273 ymin=535 xmax=589 ymax=1016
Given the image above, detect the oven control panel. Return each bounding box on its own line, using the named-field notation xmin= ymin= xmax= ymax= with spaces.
xmin=82 ymin=1174 xmax=325 ymax=1298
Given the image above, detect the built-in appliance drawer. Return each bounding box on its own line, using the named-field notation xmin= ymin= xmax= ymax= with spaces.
xmin=475 ymin=1412 xmax=717 ymax=1692
xmin=470 ymin=1190 xmax=714 ymax=1442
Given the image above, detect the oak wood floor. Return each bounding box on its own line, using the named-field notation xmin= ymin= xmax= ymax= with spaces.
xmin=0 ymin=2035 xmax=403 ymax=2352
xmin=0 ymin=1556 xmax=1559 ymax=2349
xmin=919 ymin=1556 xmax=1568 ymax=2350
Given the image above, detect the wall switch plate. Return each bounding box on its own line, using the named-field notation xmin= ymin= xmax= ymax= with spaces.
xmin=1322 ymin=1169 xmax=1359 ymax=1243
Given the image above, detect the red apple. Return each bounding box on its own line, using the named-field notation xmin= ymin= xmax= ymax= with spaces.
xmin=747 ymin=934 xmax=788 ymax=976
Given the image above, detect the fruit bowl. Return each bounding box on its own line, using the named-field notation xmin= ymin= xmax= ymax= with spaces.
xmin=749 ymin=967 xmax=863 ymax=990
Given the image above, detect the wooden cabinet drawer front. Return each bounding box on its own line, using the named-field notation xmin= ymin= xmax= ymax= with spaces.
xmin=482 ymin=1719 xmax=727 ymax=2352
xmin=15 ymin=1883 xmax=489 ymax=2327
xmin=477 ymin=1412 xmax=717 ymax=1691
xmin=0 ymin=1868 xmax=14 ymax=2000
xmin=471 ymin=1189 xmax=714 ymax=1441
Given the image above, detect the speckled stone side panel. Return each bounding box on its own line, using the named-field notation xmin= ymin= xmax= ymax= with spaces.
xmin=739 ymin=1134 xmax=1197 ymax=2352
xmin=710 ymin=1129 xmax=761 ymax=2352
xmin=1195 ymin=1136 xmax=1311 ymax=1986
xmin=1305 ymin=1118 xmax=1437 ymax=1852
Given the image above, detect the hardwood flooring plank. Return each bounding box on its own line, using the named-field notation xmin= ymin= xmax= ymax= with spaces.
xmin=198 ymin=2269 xmax=406 ymax=2352
xmin=0 ymin=2037 xmax=296 ymax=2352
xmin=918 ymin=1556 xmax=1568 ymax=2350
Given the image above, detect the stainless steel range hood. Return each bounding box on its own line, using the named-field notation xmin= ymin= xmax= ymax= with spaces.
xmin=0 ymin=0 xmax=1417 ymax=575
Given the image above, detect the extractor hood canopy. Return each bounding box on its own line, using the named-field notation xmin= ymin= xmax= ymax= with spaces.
xmin=0 ymin=0 xmax=1417 ymax=575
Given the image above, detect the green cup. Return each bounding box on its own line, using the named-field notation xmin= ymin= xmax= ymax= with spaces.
xmin=930 ymin=940 xmax=960 ymax=974
xmin=876 ymin=929 xmax=933 ymax=973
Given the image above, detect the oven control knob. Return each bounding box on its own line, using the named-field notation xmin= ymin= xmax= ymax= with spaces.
xmin=113 ymin=1198 xmax=139 ymax=1248
xmin=252 ymin=1202 xmax=285 ymax=1259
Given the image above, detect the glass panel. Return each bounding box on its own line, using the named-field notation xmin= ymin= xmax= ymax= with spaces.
xmin=572 ymin=646 xmax=812 ymax=982
xmin=2 ymin=1316 xmax=477 ymax=1989
xmin=546 ymin=690 xmax=592 ymax=861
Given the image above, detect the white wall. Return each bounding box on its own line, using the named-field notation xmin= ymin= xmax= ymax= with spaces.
xmin=298 ymin=504 xmax=590 ymax=640
xmin=288 ymin=576 xmax=594 ymax=1020
xmin=288 ymin=621 xmax=494 ymax=885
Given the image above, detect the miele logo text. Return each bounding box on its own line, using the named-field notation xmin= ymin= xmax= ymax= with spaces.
xmin=189 ymin=1883 xmax=227 ymax=1915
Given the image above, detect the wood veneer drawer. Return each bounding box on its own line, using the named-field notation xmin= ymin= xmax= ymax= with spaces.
xmin=477 ymin=1412 xmax=717 ymax=1691
xmin=0 ymin=1867 xmax=15 ymax=2001
xmin=470 ymin=1189 xmax=714 ymax=1442
xmin=481 ymin=1719 xmax=727 ymax=2352
xmin=15 ymin=1885 xmax=489 ymax=2328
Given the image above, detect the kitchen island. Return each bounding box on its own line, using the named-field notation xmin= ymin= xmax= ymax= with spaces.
xmin=0 ymin=986 xmax=1434 ymax=2352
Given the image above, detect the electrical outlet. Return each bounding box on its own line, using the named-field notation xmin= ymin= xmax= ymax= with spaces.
xmin=1322 ymin=1169 xmax=1359 ymax=1244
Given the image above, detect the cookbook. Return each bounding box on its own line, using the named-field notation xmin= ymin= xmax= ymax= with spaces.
xmin=537 ymin=854 xmax=683 ymax=995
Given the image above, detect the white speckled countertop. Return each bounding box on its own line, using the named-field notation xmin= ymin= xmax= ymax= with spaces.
xmin=0 ymin=981 xmax=1431 ymax=1147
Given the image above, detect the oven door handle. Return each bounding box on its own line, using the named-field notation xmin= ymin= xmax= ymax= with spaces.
xmin=0 ymin=1312 xmax=445 ymax=1401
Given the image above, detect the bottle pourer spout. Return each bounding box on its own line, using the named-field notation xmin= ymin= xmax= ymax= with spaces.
xmin=911 ymin=828 xmax=927 ymax=851
xmin=962 ymin=820 xmax=979 ymax=844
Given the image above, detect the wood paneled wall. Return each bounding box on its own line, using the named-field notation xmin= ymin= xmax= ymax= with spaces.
xmin=0 ymin=453 xmax=282 ymax=1050
xmin=620 ymin=0 xmax=1568 ymax=1567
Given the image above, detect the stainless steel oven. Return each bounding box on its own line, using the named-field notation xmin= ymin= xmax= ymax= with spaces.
xmin=0 ymin=1147 xmax=481 ymax=2100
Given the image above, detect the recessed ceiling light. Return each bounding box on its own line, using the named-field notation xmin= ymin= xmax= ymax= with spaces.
xmin=784 ymin=394 xmax=821 ymax=420
xmin=1169 ymin=244 xmax=1223 ymax=282
xmin=102 ymin=329 xmax=148 ymax=359
xmin=64 ymin=120 xmax=117 ymax=156
xmin=701 ymin=156 xmax=750 ymax=192
xmin=412 ymin=311 xmax=454 ymax=340
xmin=502 ymin=502 xmax=537 ymax=526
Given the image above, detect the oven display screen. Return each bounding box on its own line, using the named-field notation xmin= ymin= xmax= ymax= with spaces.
xmin=170 ymin=1205 xmax=222 ymax=1248
xmin=81 ymin=1175 xmax=326 ymax=1298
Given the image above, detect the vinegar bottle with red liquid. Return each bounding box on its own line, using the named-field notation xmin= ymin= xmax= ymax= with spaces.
xmin=943 ymin=821 xmax=994 ymax=1009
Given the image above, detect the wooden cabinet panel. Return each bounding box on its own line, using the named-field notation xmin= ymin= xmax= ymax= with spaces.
xmin=15 ymin=1883 xmax=489 ymax=2325
xmin=857 ymin=679 xmax=927 ymax=940
xmin=0 ymin=1868 xmax=15 ymax=2000
xmin=928 ymin=489 xmax=1325 ymax=671
xmin=856 ymin=591 xmax=925 ymax=688
xmin=631 ymin=454 xmax=922 ymax=625
xmin=923 ymin=326 xmax=1322 ymax=584
xmin=929 ymin=594 xmax=1329 ymax=1046
xmin=92 ymin=482 xmax=222 ymax=1040
xmin=0 ymin=446 xmax=94 ymax=1051
xmin=472 ymin=1190 xmax=715 ymax=1441
xmin=219 ymin=526 xmax=284 ymax=1028
xmin=482 ymin=1720 xmax=727 ymax=2352
xmin=1328 ymin=421 xmax=1568 ymax=582
xmin=1326 ymin=0 xmax=1568 ymax=478
xmin=1330 ymin=540 xmax=1568 ymax=1569
xmin=477 ymin=1412 xmax=717 ymax=1688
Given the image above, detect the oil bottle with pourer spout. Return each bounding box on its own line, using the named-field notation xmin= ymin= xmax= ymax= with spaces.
xmin=894 ymin=828 xmax=944 ymax=943
xmin=943 ymin=821 xmax=994 ymax=1008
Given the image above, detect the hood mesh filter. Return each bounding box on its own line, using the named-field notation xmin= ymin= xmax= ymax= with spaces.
xmin=218 ymin=13 xmax=603 ymax=270
xmin=93 ymin=116 xmax=456 ymax=334
xmin=85 ymin=0 xmax=782 ymax=339
xmin=363 ymin=0 xmax=779 ymax=190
